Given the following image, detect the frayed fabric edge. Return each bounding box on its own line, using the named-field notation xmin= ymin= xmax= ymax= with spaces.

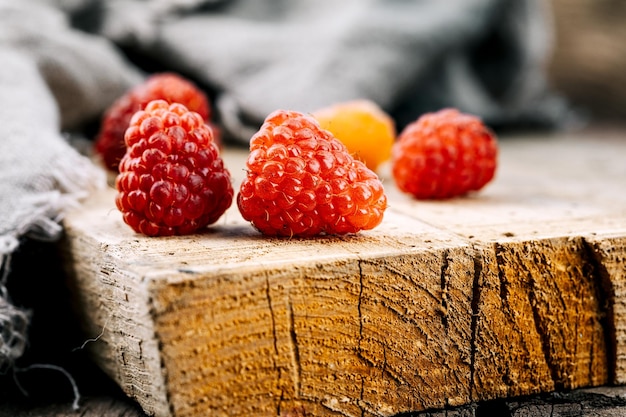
xmin=0 ymin=251 xmax=30 ymax=373
xmin=7 ymin=150 xmax=107 ymax=245
xmin=0 ymin=151 xmax=105 ymax=410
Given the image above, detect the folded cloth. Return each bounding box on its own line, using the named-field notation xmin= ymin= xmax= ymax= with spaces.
xmin=0 ymin=0 xmax=140 ymax=369
xmin=87 ymin=0 xmax=570 ymax=141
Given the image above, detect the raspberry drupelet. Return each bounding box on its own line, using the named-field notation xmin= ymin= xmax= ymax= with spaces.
xmin=115 ymin=100 xmax=233 ymax=236
xmin=392 ymin=108 xmax=498 ymax=199
xmin=237 ymin=109 xmax=388 ymax=237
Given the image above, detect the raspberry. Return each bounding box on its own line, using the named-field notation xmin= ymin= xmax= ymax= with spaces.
xmin=95 ymin=72 xmax=212 ymax=171
xmin=237 ymin=110 xmax=387 ymax=237
xmin=392 ymin=108 xmax=498 ymax=199
xmin=115 ymin=100 xmax=233 ymax=236
xmin=312 ymin=100 xmax=395 ymax=172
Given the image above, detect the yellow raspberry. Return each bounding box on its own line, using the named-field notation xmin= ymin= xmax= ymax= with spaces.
xmin=312 ymin=100 xmax=395 ymax=172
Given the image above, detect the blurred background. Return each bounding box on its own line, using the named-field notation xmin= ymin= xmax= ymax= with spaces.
xmin=548 ymin=0 xmax=626 ymax=125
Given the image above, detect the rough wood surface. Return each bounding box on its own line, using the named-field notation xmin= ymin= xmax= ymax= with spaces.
xmin=60 ymin=128 xmax=626 ymax=417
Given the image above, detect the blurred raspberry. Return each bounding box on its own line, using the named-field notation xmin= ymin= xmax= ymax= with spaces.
xmin=95 ymin=72 xmax=212 ymax=171
xmin=392 ymin=108 xmax=498 ymax=199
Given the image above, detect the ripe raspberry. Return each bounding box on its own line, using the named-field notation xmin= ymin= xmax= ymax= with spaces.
xmin=95 ymin=72 xmax=212 ymax=171
xmin=312 ymin=100 xmax=395 ymax=172
xmin=392 ymin=108 xmax=498 ymax=199
xmin=115 ymin=100 xmax=233 ymax=236
xmin=237 ymin=110 xmax=387 ymax=237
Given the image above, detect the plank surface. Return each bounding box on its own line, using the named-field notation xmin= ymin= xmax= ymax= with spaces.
xmin=61 ymin=127 xmax=626 ymax=417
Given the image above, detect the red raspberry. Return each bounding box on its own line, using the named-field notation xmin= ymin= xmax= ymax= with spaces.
xmin=237 ymin=110 xmax=387 ymax=237
xmin=115 ymin=100 xmax=233 ymax=236
xmin=95 ymin=72 xmax=213 ymax=171
xmin=392 ymin=108 xmax=498 ymax=199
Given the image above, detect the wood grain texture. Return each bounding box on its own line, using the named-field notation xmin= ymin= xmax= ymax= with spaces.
xmin=585 ymin=234 xmax=626 ymax=384
xmin=471 ymin=237 xmax=609 ymax=400
xmin=61 ymin=128 xmax=626 ymax=417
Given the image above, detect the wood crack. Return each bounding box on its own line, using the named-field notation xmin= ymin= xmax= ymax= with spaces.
xmin=527 ymin=268 xmax=562 ymax=389
xmin=357 ymin=259 xmax=364 ymax=355
xmin=494 ymin=244 xmax=510 ymax=303
xmin=359 ymin=376 xmax=365 ymax=417
xmin=582 ymin=237 xmax=616 ymax=385
xmin=355 ymin=260 xmax=408 ymax=390
xmin=265 ymin=275 xmax=279 ymax=358
xmin=469 ymin=248 xmax=483 ymax=402
xmin=276 ymin=388 xmax=285 ymax=417
xmin=265 ymin=274 xmax=283 ymax=414
xmin=439 ymin=249 xmax=450 ymax=329
xmin=288 ymin=299 xmax=302 ymax=397
xmin=356 ymin=259 xmax=367 ymax=417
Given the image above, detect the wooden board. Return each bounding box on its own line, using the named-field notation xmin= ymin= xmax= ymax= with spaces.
xmin=60 ymin=127 xmax=626 ymax=417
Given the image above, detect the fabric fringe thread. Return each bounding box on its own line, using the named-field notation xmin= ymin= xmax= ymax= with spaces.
xmin=0 ymin=136 xmax=104 ymax=409
xmin=0 ymin=144 xmax=104 ymax=371
xmin=1 ymin=250 xmax=82 ymax=410
xmin=0 ymin=253 xmax=30 ymax=374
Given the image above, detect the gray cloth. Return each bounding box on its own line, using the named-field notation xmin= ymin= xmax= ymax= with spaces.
xmin=0 ymin=0 xmax=569 ymax=367
xmin=87 ymin=0 xmax=569 ymax=139
xmin=0 ymin=0 xmax=140 ymax=368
